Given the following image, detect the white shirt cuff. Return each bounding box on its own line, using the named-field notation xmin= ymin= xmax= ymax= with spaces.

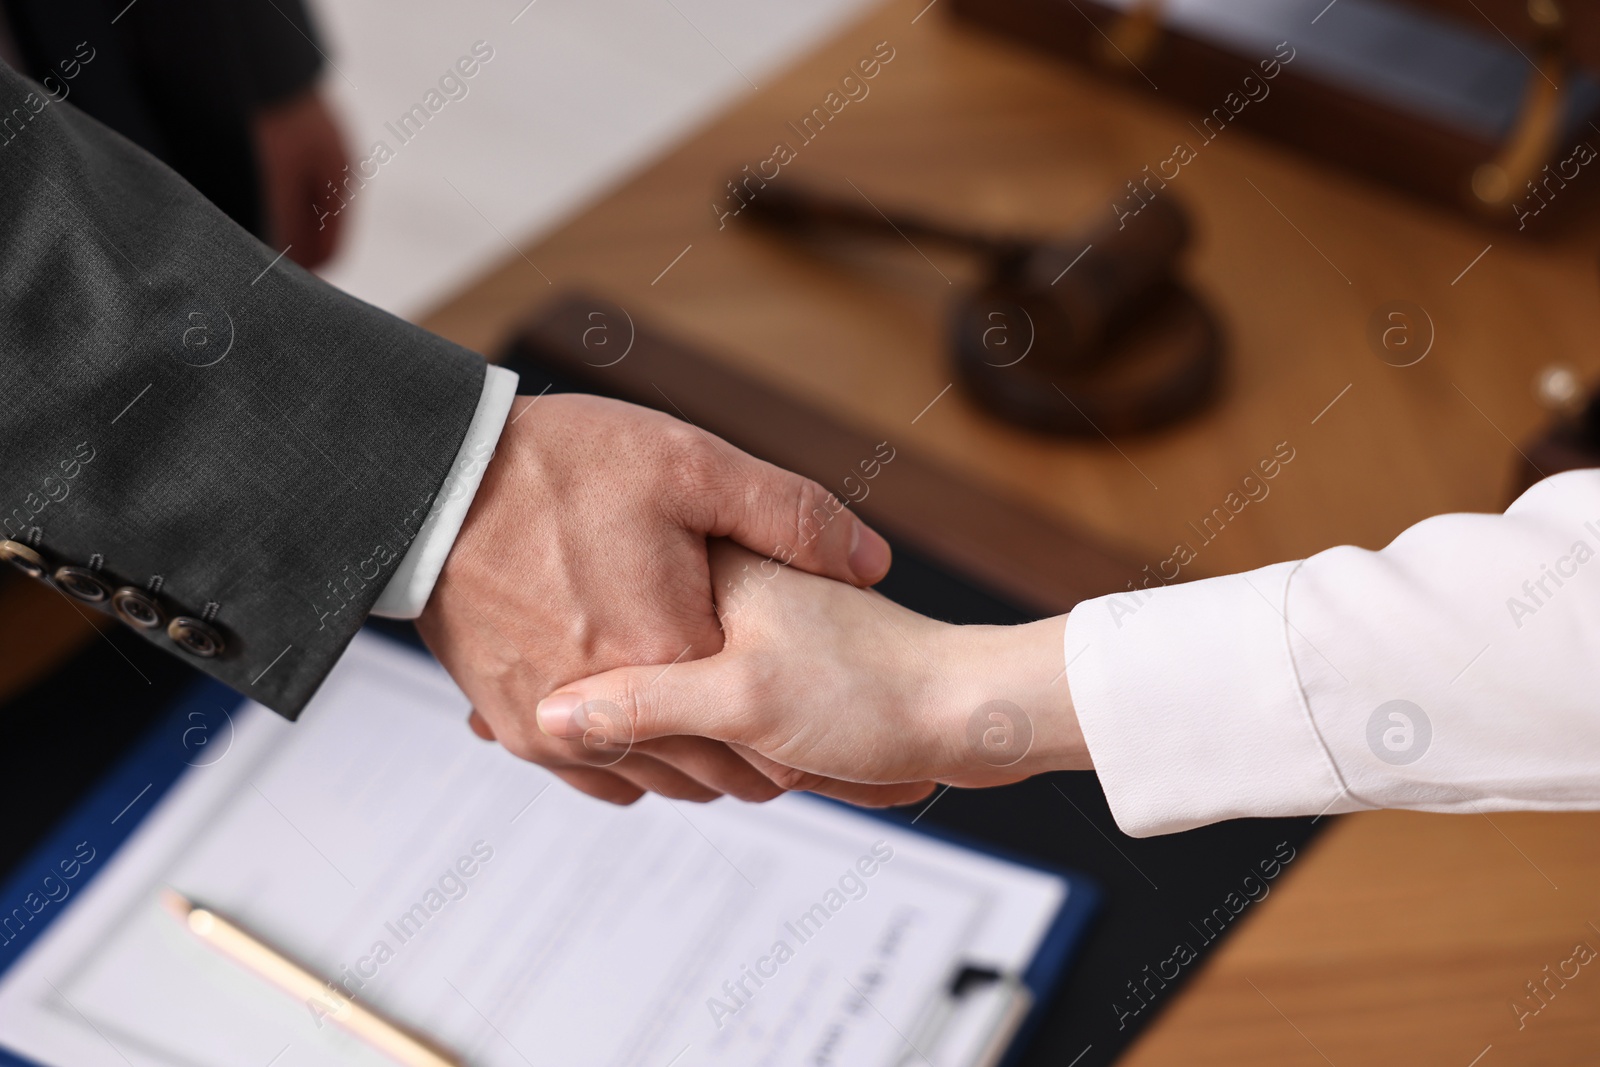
xmin=1064 ymin=469 xmax=1600 ymax=837
xmin=371 ymin=364 xmax=520 ymax=619
xmin=1064 ymin=561 xmax=1358 ymax=837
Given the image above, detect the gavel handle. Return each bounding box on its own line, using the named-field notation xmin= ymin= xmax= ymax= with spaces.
xmin=743 ymin=177 xmax=1194 ymax=369
xmin=741 ymin=180 xmax=1024 ymax=260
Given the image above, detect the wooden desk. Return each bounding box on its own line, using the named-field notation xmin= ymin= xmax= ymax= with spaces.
xmin=419 ymin=1 xmax=1600 ymax=1063
xmin=424 ymin=0 xmax=1600 ymax=583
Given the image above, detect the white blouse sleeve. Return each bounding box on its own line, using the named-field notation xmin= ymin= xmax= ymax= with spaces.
xmin=1064 ymin=469 xmax=1600 ymax=837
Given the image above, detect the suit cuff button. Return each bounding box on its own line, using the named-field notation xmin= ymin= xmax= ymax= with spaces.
xmin=54 ymin=565 xmax=114 ymax=603
xmin=0 ymin=540 xmax=49 ymax=581
xmin=168 ymin=616 xmax=226 ymax=658
xmin=112 ymin=587 xmax=166 ymax=630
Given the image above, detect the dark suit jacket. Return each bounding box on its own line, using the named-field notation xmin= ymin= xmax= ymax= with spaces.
xmin=2 ymin=0 xmax=327 ymax=237
xmin=0 ymin=57 xmax=485 ymax=717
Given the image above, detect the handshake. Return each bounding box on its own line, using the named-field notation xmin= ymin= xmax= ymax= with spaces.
xmin=416 ymin=393 xmax=1092 ymax=807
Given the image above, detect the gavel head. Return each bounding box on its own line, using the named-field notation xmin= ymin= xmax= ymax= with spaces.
xmin=986 ymin=193 xmax=1193 ymax=373
xmin=950 ymin=194 xmax=1221 ymax=435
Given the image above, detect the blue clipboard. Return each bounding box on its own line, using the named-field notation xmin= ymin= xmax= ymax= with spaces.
xmin=855 ymin=807 xmax=1101 ymax=1066
xmin=0 ymin=634 xmax=1098 ymax=1067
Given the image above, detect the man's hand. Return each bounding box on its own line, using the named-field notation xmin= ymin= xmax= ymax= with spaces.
xmin=533 ymin=542 xmax=1090 ymax=792
xmin=251 ymin=88 xmax=350 ymax=268
xmin=416 ymin=394 xmax=931 ymax=806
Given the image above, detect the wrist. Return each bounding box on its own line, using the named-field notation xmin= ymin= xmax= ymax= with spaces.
xmin=937 ymin=616 xmax=1088 ymax=782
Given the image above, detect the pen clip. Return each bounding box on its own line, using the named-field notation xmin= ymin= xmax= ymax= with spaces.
xmin=898 ymin=963 xmax=1031 ymax=1067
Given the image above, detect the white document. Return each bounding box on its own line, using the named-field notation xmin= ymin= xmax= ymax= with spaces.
xmin=0 ymin=634 xmax=1069 ymax=1067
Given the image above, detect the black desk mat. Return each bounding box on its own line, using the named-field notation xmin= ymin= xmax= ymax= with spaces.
xmin=0 ymin=351 xmax=1325 ymax=1067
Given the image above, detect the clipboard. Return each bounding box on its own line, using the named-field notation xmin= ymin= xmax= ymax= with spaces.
xmin=0 ymin=631 xmax=1099 ymax=1067
xmin=854 ymin=810 xmax=1104 ymax=1067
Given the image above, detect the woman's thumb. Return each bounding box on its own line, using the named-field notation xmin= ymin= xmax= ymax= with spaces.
xmin=535 ymin=657 xmax=733 ymax=750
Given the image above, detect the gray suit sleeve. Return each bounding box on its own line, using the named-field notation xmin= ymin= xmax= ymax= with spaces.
xmin=0 ymin=61 xmax=486 ymax=718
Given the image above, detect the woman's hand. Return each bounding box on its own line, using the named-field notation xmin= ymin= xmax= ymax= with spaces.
xmin=536 ymin=541 xmax=1090 ymax=793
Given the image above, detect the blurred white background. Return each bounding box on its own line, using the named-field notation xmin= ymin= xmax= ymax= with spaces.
xmin=312 ymin=0 xmax=874 ymax=319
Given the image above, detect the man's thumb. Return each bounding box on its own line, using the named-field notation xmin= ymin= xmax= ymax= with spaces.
xmin=713 ymin=454 xmax=893 ymax=587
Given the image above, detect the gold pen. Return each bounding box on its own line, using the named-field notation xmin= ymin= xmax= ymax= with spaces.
xmin=160 ymin=888 xmax=462 ymax=1067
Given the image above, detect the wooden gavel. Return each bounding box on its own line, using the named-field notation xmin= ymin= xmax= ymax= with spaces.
xmin=743 ymin=181 xmax=1222 ymax=435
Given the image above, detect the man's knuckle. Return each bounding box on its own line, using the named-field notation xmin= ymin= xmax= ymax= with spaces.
xmin=500 ymin=728 xmax=546 ymax=764
xmin=576 ymin=777 xmax=641 ymax=806
xmin=663 ymin=435 xmax=725 ymax=516
xmin=766 ymin=764 xmax=823 ymax=792
xmin=750 ymin=783 xmax=785 ymax=803
xmin=666 ymin=424 xmax=714 ymax=478
xmin=731 ymin=778 xmax=784 ymax=803
xmin=787 ymin=477 xmax=839 ymax=555
xmin=661 ymin=781 xmax=720 ymax=803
